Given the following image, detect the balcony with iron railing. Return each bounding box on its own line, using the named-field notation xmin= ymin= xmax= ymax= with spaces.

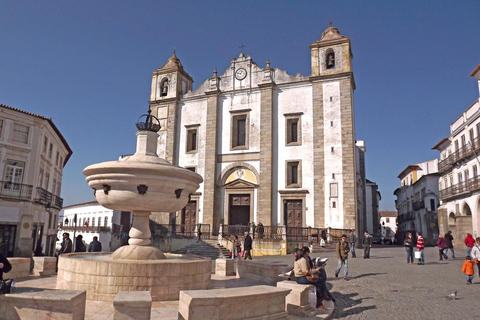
xmin=34 ymin=187 xmax=53 ymax=205
xmin=439 ymin=177 xmax=480 ymax=201
xmin=0 ymin=181 xmax=33 ymax=201
xmin=438 ymin=137 xmax=480 ymax=173
xmin=412 ymin=200 xmax=425 ymax=211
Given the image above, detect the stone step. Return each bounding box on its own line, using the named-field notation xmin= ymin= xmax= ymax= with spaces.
xmin=172 ymin=240 xmax=231 ymax=259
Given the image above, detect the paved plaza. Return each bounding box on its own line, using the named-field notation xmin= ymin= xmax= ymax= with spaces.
xmin=258 ymin=246 xmax=480 ymax=320
xmin=10 ymin=246 xmax=480 ymax=319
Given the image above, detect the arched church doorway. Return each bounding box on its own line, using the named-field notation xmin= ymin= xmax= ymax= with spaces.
xmin=222 ymin=167 xmax=258 ymax=226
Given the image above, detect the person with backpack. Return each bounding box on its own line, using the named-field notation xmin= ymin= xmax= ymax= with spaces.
xmin=404 ymin=232 xmax=415 ymax=264
xmin=445 ymin=230 xmax=456 ymax=259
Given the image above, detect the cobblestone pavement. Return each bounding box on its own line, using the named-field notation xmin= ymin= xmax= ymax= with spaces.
xmin=256 ymin=246 xmax=480 ymax=320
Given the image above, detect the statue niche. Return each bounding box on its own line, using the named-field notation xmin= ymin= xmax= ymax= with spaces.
xmin=160 ymin=79 xmax=169 ymax=97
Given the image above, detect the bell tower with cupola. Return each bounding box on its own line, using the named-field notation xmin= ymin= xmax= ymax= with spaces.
xmin=310 ymin=24 xmax=357 ymax=231
xmin=149 ymin=52 xmax=193 ymax=165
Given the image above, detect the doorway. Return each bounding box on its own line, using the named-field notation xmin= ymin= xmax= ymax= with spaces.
xmin=181 ymin=200 xmax=197 ymax=235
xmin=229 ymin=194 xmax=250 ymax=225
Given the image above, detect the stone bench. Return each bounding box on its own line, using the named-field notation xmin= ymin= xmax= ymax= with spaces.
xmin=113 ymin=291 xmax=152 ymax=320
xmin=236 ymin=260 xmax=288 ymax=285
xmin=32 ymin=256 xmax=57 ymax=276
xmin=2 ymin=289 xmax=86 ymax=320
xmin=5 ymin=258 xmax=30 ymax=279
xmin=277 ymin=281 xmax=319 ymax=317
xmin=215 ymin=258 xmax=235 ymax=276
xmin=178 ymin=285 xmax=291 ymax=320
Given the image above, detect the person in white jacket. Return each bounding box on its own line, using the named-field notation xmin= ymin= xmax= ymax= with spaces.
xmin=470 ymin=237 xmax=480 ymax=276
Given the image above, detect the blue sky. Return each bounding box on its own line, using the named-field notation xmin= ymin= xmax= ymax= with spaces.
xmin=1 ymin=1 xmax=479 ymax=211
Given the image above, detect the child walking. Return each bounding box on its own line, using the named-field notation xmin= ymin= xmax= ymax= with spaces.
xmin=462 ymin=256 xmax=478 ymax=285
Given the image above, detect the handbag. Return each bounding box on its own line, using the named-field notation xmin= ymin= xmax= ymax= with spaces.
xmin=0 ymin=279 xmax=15 ymax=294
xmin=414 ymin=251 xmax=422 ymax=259
xmin=306 ymin=274 xmax=318 ymax=283
xmin=238 ymin=250 xmax=244 ymax=258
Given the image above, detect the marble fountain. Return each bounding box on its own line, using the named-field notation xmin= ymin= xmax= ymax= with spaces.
xmin=56 ymin=111 xmax=209 ymax=301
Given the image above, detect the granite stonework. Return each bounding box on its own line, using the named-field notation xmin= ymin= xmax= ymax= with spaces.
xmin=2 ymin=289 xmax=86 ymax=320
xmin=56 ymin=253 xmax=211 ymax=301
xmin=32 ymin=256 xmax=57 ymax=276
xmin=114 ymin=291 xmax=152 ymax=320
xmin=276 ymin=281 xmax=320 ymax=318
xmin=178 ymin=285 xmax=291 ymax=320
xmin=236 ymin=260 xmax=288 ymax=285
xmin=215 ymin=258 xmax=235 ymax=276
xmin=6 ymin=258 xmax=30 ymax=279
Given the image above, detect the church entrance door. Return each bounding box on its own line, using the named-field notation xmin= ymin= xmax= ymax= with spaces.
xmin=285 ymin=200 xmax=303 ymax=239
xmin=182 ymin=200 xmax=197 ymax=234
xmin=229 ymin=194 xmax=250 ymax=225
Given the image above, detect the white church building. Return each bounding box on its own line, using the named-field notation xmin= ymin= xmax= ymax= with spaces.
xmin=148 ymin=25 xmax=365 ymax=235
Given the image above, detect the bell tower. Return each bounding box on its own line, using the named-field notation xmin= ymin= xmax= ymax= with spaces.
xmin=149 ymin=53 xmax=193 ymax=165
xmin=310 ymin=24 xmax=357 ymax=231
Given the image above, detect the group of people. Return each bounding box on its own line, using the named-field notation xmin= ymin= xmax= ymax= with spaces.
xmin=232 ymin=232 xmax=253 ymax=260
xmin=347 ymin=230 xmax=372 ymax=259
xmin=58 ymin=233 xmax=102 ymax=255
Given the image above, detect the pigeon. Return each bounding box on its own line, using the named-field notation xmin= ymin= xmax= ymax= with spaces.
xmin=446 ymin=291 xmax=457 ymax=300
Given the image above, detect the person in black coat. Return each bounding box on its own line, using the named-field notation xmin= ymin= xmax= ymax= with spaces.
xmin=0 ymin=253 xmax=12 ymax=280
xmin=75 ymin=235 xmax=86 ymax=252
xmin=243 ymin=231 xmax=253 ymax=260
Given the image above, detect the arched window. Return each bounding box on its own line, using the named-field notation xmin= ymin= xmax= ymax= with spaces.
xmin=160 ymin=79 xmax=168 ymax=97
xmin=326 ymin=50 xmax=335 ymax=69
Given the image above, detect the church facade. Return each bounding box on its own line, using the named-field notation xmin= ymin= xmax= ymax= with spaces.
xmin=149 ymin=25 xmax=359 ymax=234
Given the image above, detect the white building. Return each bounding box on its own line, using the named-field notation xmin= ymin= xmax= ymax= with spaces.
xmin=379 ymin=210 xmax=397 ymax=243
xmin=394 ymin=159 xmax=440 ymax=245
xmin=0 ymin=103 xmax=72 ymax=257
xmin=148 ymin=25 xmax=363 ymax=235
xmin=433 ymin=64 xmax=480 ymax=241
xmin=59 ymin=201 xmax=132 ymax=251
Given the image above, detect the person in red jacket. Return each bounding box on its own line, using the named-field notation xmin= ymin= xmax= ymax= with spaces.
xmin=416 ymin=232 xmax=425 ymax=265
xmin=464 ymin=233 xmax=475 ymax=257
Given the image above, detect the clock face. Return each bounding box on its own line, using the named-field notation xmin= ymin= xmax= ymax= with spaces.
xmin=235 ymin=68 xmax=247 ymax=80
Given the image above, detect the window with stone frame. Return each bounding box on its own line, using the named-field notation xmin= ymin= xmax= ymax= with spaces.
xmin=185 ymin=125 xmax=199 ymax=153
xmin=48 ymin=143 xmax=53 ymax=159
xmin=286 ymin=160 xmax=302 ymax=188
xmin=0 ymin=120 xmax=3 ymax=138
xmin=12 ymin=124 xmax=29 ymax=143
xmin=285 ymin=113 xmax=302 ymax=146
xmin=230 ymin=110 xmax=249 ymax=150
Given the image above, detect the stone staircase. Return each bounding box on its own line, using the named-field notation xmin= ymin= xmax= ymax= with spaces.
xmin=310 ymin=242 xmax=337 ymax=253
xmin=172 ymin=239 xmax=231 ymax=259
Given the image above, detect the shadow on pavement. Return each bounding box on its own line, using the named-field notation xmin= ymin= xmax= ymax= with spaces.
xmin=329 ymin=292 xmax=376 ymax=319
xmin=352 ymin=272 xmax=387 ymax=279
xmin=14 ymin=287 xmax=56 ymax=293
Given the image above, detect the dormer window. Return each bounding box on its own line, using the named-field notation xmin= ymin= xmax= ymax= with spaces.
xmin=326 ymin=50 xmax=335 ymax=69
xmin=161 ymin=79 xmax=169 ymax=96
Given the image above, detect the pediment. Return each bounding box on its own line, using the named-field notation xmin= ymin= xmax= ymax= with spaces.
xmin=224 ymin=179 xmax=257 ymax=189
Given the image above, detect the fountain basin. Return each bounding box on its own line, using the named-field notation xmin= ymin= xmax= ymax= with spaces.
xmin=56 ymin=252 xmax=211 ymax=301
xmin=83 ymin=160 xmax=202 ymax=213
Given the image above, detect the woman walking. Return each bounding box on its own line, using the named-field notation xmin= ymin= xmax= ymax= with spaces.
xmin=404 ymin=233 xmax=415 ymax=264
xmin=437 ymin=234 xmax=447 ymax=260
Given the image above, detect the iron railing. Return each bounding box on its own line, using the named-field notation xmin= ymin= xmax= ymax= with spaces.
xmin=438 ymin=137 xmax=480 ymax=173
xmin=149 ymin=222 xmax=211 ymax=239
xmin=440 ymin=176 xmax=480 ymax=200
xmin=0 ymin=181 xmax=33 ymax=201
xmin=34 ymin=187 xmax=52 ymax=205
